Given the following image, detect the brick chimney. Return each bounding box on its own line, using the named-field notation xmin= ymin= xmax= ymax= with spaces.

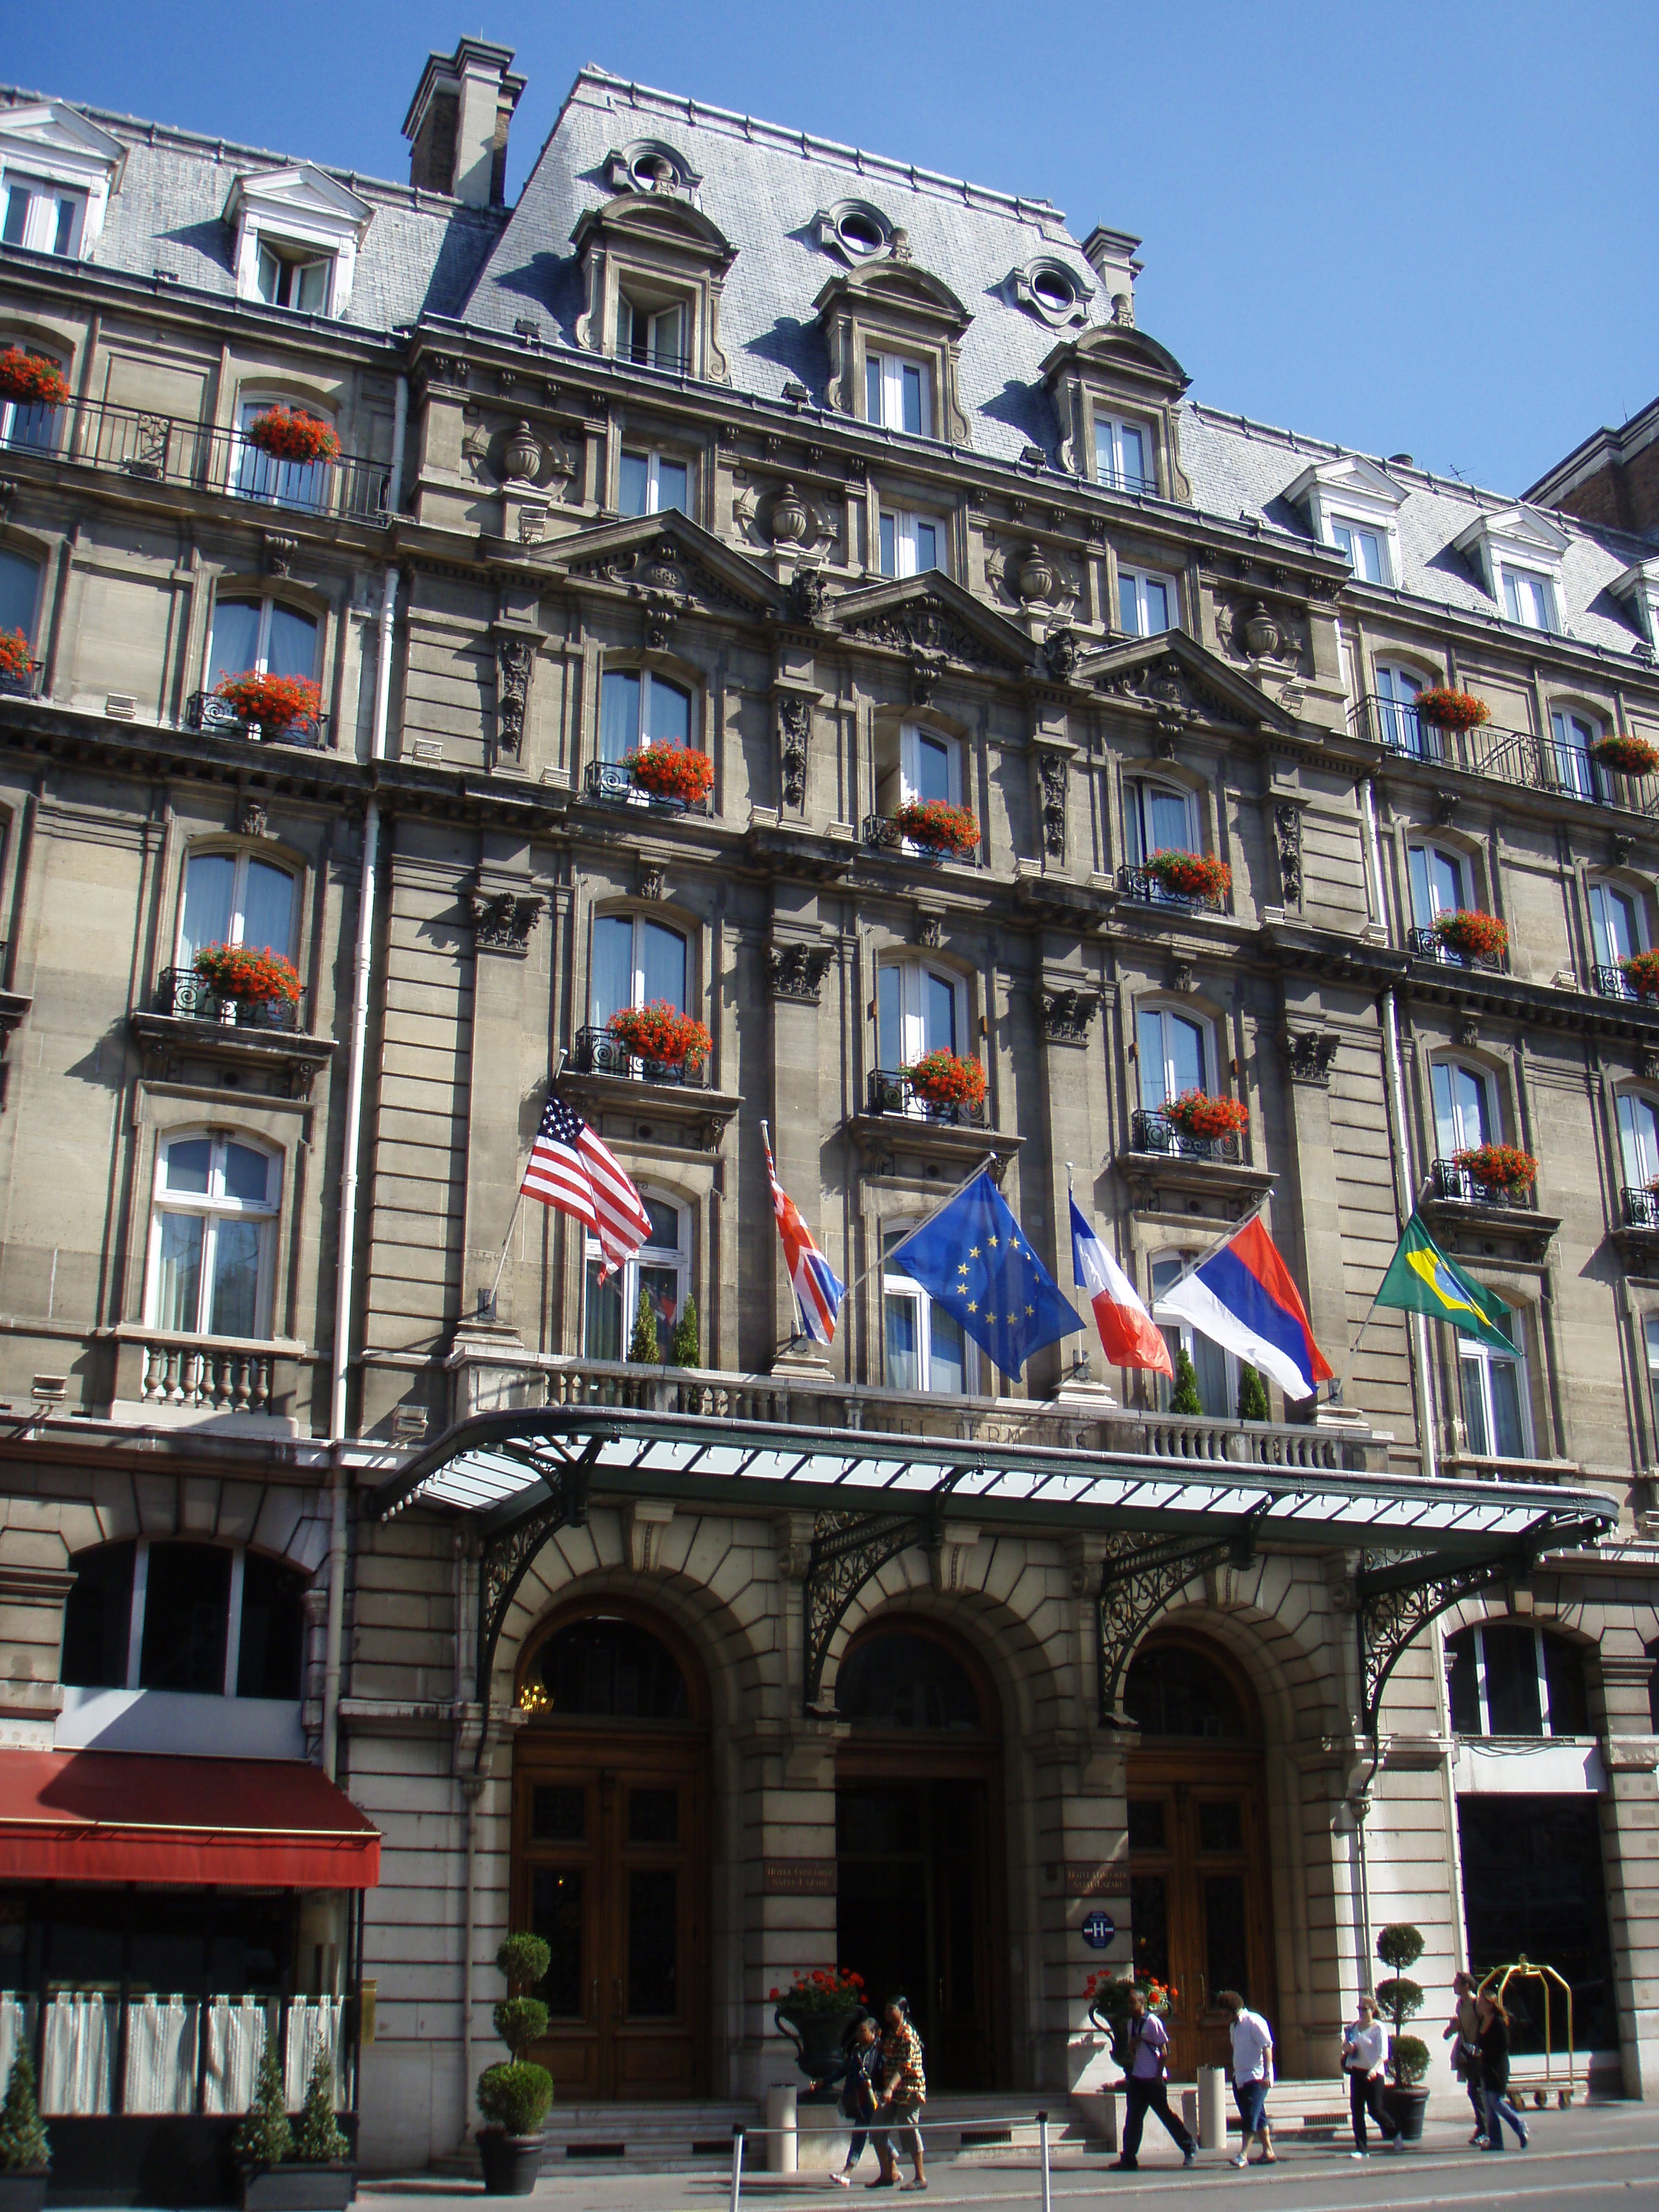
xmin=403 ymin=37 xmax=525 ymax=207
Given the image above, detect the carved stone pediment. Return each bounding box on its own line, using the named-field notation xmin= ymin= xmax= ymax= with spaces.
xmin=1082 ymin=631 xmax=1293 ymax=735
xmin=833 ymin=576 xmax=1033 ymax=677
xmin=553 ymin=511 xmax=785 ymax=621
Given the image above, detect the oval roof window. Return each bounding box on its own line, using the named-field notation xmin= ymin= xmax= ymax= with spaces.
xmin=837 ymin=207 xmax=887 ymax=258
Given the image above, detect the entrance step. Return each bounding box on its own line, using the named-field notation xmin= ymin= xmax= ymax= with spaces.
xmin=431 ymin=2101 xmax=763 ymax=2177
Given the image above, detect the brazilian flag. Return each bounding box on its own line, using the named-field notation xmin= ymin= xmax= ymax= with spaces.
xmin=1374 ymin=1214 xmax=1514 ymax=1351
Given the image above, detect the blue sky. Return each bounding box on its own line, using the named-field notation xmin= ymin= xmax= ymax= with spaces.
xmin=13 ymin=1 xmax=1657 ymax=496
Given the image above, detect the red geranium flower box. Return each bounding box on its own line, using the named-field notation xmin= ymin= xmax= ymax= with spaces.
xmin=772 ymin=1967 xmax=866 ymax=2015
xmin=243 ymin=407 xmax=341 ymax=465
xmin=894 ymin=799 xmax=980 ymax=857
xmin=1415 ymin=686 xmax=1490 ymax=733
xmin=1164 ymin=1089 xmax=1249 ymax=1142
xmin=902 ymin=1048 xmax=987 ymax=1110
xmin=192 ymin=943 xmax=302 ymax=1004
xmin=1620 ymin=950 xmax=1659 ymax=999
xmin=1452 ymin=1143 xmax=1537 ymax=1193
xmin=214 ymin=670 xmax=323 ymax=729
xmin=1144 ymin=849 xmax=1232 ymax=901
xmin=0 ymin=629 xmax=34 ymax=680
xmin=0 ymin=348 xmax=68 ymax=408
xmin=625 ymin=745 xmax=714 ymax=804
xmin=1591 ymin=732 xmax=1659 ymax=777
xmin=607 ymin=1002 xmax=712 ymax=1067
xmin=1433 ymin=909 xmax=1509 ymax=963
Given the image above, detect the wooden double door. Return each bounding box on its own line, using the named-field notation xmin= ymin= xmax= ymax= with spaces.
xmin=512 ymin=1736 xmax=709 ymax=2100
xmin=1125 ymin=1750 xmax=1276 ymax=2079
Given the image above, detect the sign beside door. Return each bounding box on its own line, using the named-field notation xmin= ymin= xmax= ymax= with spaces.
xmin=1080 ymin=1910 xmax=1117 ymax=1950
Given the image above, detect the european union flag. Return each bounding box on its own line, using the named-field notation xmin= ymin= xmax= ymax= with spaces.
xmin=889 ymin=1171 xmax=1082 ymax=1380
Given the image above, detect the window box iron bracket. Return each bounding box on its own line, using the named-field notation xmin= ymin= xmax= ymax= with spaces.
xmin=1095 ymin=1516 xmax=1262 ymax=1727
xmin=802 ymin=1473 xmax=968 ymax=1714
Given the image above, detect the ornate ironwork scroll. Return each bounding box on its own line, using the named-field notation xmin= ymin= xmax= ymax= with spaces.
xmin=475 ymin=1437 xmax=601 ymax=1733
xmin=1355 ymin=1547 xmax=1513 ymax=1733
xmin=1096 ymin=1520 xmax=1259 ymax=1726
xmin=802 ymin=1488 xmax=964 ymax=1711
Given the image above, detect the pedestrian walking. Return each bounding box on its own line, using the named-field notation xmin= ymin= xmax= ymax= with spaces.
xmin=817 ymin=2015 xmax=881 ymax=2187
xmin=1218 ymin=1990 xmax=1275 ymax=2166
xmin=1444 ymin=1972 xmax=1487 ymax=2144
xmin=1475 ymin=1992 xmax=1529 ymax=2153
xmin=1341 ymin=1997 xmax=1400 ymax=2157
xmin=868 ymin=1995 xmax=927 ymax=2192
xmin=1109 ymin=1988 xmax=1197 ymax=2171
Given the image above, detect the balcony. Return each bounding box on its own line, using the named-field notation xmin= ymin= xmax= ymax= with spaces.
xmin=862 ymin=817 xmax=951 ymax=865
xmin=0 ymin=658 xmax=42 ymax=700
xmin=1429 ymin=1156 xmax=1535 ymax=1210
xmin=0 ymin=392 xmax=390 ymax=523
xmin=1117 ymin=864 xmax=1226 ymax=914
xmin=1406 ymin=926 xmax=1505 ymax=974
xmin=1130 ymin=1107 xmax=1241 ymax=1164
xmin=1350 ymin=695 xmax=1659 ymax=820
xmin=130 ymin=971 xmax=334 ymax=1100
xmin=584 ymin=760 xmax=709 ymax=815
xmin=184 ymin=690 xmax=328 ymax=750
xmin=561 ymin=1027 xmax=739 ymax=1152
xmin=1613 ymin=1184 xmax=1659 ymax=1270
xmin=1421 ymin=1156 xmax=1559 ymax=1262
xmin=850 ymin=1067 xmax=1014 ymax=1180
xmin=1115 ymin=1107 xmax=1272 ymax=1220
xmin=572 ymin=1024 xmax=706 ymax=1089
xmin=866 ymin=1067 xmax=989 ymax=1129
xmin=155 ymin=968 xmax=307 ymax=1032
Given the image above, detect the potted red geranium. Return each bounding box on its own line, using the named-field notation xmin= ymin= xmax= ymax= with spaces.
xmin=607 ymin=1002 xmax=712 ymax=1069
xmin=1619 ymin=950 xmax=1659 ymax=999
xmin=625 ymin=744 xmax=714 ymax=806
xmin=193 ymin=944 xmax=302 ymax=1007
xmin=1144 ymin=849 xmax=1232 ymax=902
xmin=894 ymin=799 xmax=980 ymax=858
xmin=243 ymin=408 xmax=341 ymax=466
xmin=0 ymin=349 xmax=68 ymax=409
xmin=1432 ymin=909 xmax=1508 ymax=964
xmin=214 ymin=672 xmax=323 ymax=732
xmin=1164 ymin=1089 xmax=1249 ymax=1142
xmin=1453 ymin=1143 xmax=1537 ymax=1195
xmin=1415 ymin=686 xmax=1489 ymax=733
xmin=1591 ymin=731 xmax=1659 ymax=776
xmin=902 ymin=1048 xmax=987 ymax=1112
xmin=772 ymin=1969 xmax=869 ymax=2082
xmin=0 ymin=630 xmax=34 ymax=682
xmin=1085 ymin=1974 xmax=1178 ymax=2072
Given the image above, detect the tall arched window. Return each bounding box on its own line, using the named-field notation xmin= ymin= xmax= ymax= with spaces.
xmin=877 ymin=958 xmax=963 ymax=1071
xmin=525 ymin=1614 xmax=691 ymax=1721
xmin=176 ymin=848 xmax=297 ymax=968
xmin=1430 ymin=1058 xmax=1496 ymax=1160
xmin=1458 ymin=1305 xmax=1532 ymax=1461
xmin=1548 ymin=706 xmax=1600 ymax=801
xmin=1447 ymin=1621 xmax=1588 ymax=1737
xmin=1137 ymin=1003 xmax=1210 ymax=1112
xmin=837 ymin=1628 xmax=987 ymax=1732
xmin=1407 ymin=841 xmax=1472 ymax=928
xmin=146 ymin=1130 xmax=282 ymax=1341
xmin=207 ymin=594 xmax=319 ymax=689
xmin=1374 ymin=662 xmax=1427 ymax=757
xmin=884 ymin=1223 xmax=973 ymax=1395
xmin=590 ymin=912 xmax=688 ymax=1025
xmin=233 ymin=395 xmax=334 ymax=512
xmin=1589 ymin=878 xmax=1646 ymax=994
xmin=599 ymin=667 xmax=692 ymax=763
xmin=1124 ymin=779 xmax=1198 ymax=868
xmin=1617 ymin=1092 xmax=1659 ymax=1194
xmin=0 ymin=340 xmax=65 ymax=454
xmin=0 ymin=545 xmax=41 ymax=662
xmin=1123 ymin=1639 xmax=1253 ymax=1739
xmin=585 ymin=1192 xmax=689 ymax=1362
xmin=1151 ymin=1251 xmax=1231 ymax=1416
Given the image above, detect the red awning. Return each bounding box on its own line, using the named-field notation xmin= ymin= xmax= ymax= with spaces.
xmin=0 ymin=1749 xmax=380 ymax=1888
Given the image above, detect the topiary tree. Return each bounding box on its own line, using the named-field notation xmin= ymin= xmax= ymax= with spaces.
xmin=0 ymin=2049 xmax=49 ymax=2173
xmin=1237 ymin=1363 xmax=1269 ymax=1421
xmin=1170 ymin=1346 xmax=1202 ymax=1415
xmin=233 ymin=2027 xmax=294 ymax=2169
xmin=1375 ymin=1923 xmax=1428 ymax=2085
xmin=628 ymin=1289 xmax=659 ymax=1364
xmin=293 ymin=2051 xmax=349 ymax=2164
xmin=478 ymin=1932 xmax=554 ymax=2139
xmin=669 ymin=1294 xmax=700 ymax=1369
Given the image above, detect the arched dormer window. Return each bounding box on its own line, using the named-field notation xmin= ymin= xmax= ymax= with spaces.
xmin=145 ymin=1129 xmax=282 ymax=1341
xmin=207 ymin=591 xmax=320 ymax=691
xmin=59 ymin=1536 xmax=305 ymax=1699
xmin=1447 ymin=1620 xmax=1588 ymax=1737
xmin=584 ymin=1190 xmax=690 ymax=1362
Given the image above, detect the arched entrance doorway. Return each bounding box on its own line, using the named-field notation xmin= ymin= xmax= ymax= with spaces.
xmin=1124 ymin=1633 xmax=1277 ymax=2079
xmin=511 ymin=1604 xmax=710 ymax=2100
xmin=834 ymin=1619 xmax=1007 ymax=2092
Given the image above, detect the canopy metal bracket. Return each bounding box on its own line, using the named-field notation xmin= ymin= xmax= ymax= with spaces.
xmin=474 ymin=1438 xmax=598 ymax=1741
xmin=1355 ymin=1546 xmax=1515 ymax=1733
xmin=801 ymin=1503 xmax=938 ymax=1713
xmin=1096 ymin=1518 xmax=1259 ymax=1727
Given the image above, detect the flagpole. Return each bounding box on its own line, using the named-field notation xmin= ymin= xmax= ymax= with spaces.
xmin=835 ymin=1149 xmax=997 ymax=1308
xmin=485 ymin=1050 xmax=566 ymax=1318
xmin=1328 ymin=1283 xmax=1388 ymax=1404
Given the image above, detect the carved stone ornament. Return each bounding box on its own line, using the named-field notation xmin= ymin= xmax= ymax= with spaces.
xmin=1041 ymin=986 xmax=1100 ymax=1044
xmin=1274 ymin=800 xmax=1303 ymax=906
xmin=788 ymin=566 xmax=828 ymax=624
xmin=238 ymin=801 xmax=269 ymax=840
xmin=770 ymin=943 xmax=834 ymax=1002
xmin=637 ymin=864 xmax=665 ymax=901
xmin=1282 ymin=1028 xmax=1339 ymax=1085
xmin=644 ymin=595 xmax=677 ymax=652
xmin=1241 ymin=600 xmax=1281 ymax=659
xmin=778 ymin=695 xmax=810 ymax=809
xmin=1434 ymin=790 xmax=1460 ymax=827
xmin=1096 ymin=652 xmax=1234 ymax=729
xmin=466 ymin=889 xmax=544 ymax=956
xmin=765 ymin=481 xmax=810 ymax=546
xmin=1012 ymin=544 xmax=1054 ymax=606
xmin=1037 ymin=750 xmax=1068 ymax=858
xmin=916 ymin=914 xmax=943 ymax=950
xmin=500 ymin=419 xmax=544 ymax=483
xmin=261 ymin=534 xmax=297 ymax=578
xmin=1172 ymin=959 xmax=1197 ymax=996
xmin=844 ymin=598 xmax=1020 ymax=675
xmin=1640 ymin=1046 xmax=1659 ymax=1084
xmin=1455 ymin=1014 xmax=1479 ymax=1049
xmin=494 ymin=633 xmax=534 ymax=756
xmin=1043 ymin=625 xmax=1080 ymax=681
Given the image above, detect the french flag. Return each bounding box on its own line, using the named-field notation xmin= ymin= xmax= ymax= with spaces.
xmin=1157 ymin=1215 xmax=1334 ymax=1401
xmin=763 ymin=1128 xmax=845 ymax=1346
xmin=1069 ymin=1197 xmax=1173 ymax=1377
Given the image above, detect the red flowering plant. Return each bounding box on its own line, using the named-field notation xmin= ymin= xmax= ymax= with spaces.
xmin=1591 ymin=732 xmax=1659 ymax=777
xmin=770 ymin=1968 xmax=866 ymax=2015
xmin=0 ymin=629 xmax=34 ymax=681
xmin=214 ymin=671 xmax=323 ymax=730
xmin=1163 ymin=1089 xmax=1250 ymax=1142
xmin=1414 ymin=686 xmax=1490 ymax=733
xmin=243 ymin=407 xmax=341 ymax=465
xmin=894 ymin=799 xmax=980 ymax=858
xmin=1143 ymin=849 xmax=1232 ymax=902
xmin=1452 ymin=1143 xmax=1538 ymax=1194
xmin=902 ymin=1048 xmax=988 ymax=1111
xmin=1619 ymin=950 xmax=1659 ymax=1000
xmin=0 ymin=349 xmax=69 ymax=408
xmin=607 ymin=1001 xmax=713 ymax=1069
xmin=192 ymin=943 xmax=302 ymax=1005
xmin=625 ymin=744 xmax=715 ymax=805
xmin=1432 ymin=909 xmax=1509 ymax=965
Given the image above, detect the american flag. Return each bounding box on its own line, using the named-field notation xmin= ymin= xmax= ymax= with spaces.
xmin=522 ymin=1096 xmax=653 ymax=1277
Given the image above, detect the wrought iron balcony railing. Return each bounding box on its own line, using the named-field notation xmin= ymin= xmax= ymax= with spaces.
xmin=572 ymin=1024 xmax=706 ymax=1087
xmin=584 ymin=759 xmax=709 ymax=813
xmin=866 ymin=1067 xmax=990 ymax=1127
xmin=1 ymin=392 xmax=391 ymax=522
xmin=184 ymin=691 xmax=328 ymax=748
xmin=156 ymin=968 xmax=307 ymax=1033
xmin=861 ymin=816 xmax=959 ymax=863
xmin=1117 ymin=864 xmax=1227 ymax=913
xmin=1096 ymin=462 xmax=1155 ymax=495
xmin=0 ymin=659 xmax=43 ymax=700
xmin=1623 ymin=1185 xmax=1659 ymax=1231
xmin=1130 ymin=1107 xmax=1244 ymax=1164
xmin=1429 ymin=1156 xmax=1538 ymax=1210
xmin=1406 ymin=926 xmax=1505 ymax=972
xmin=1349 ymin=694 xmax=1659 ymax=820
xmin=1591 ymin=963 xmax=1659 ymax=1004
xmin=614 ymin=346 xmax=696 ymax=378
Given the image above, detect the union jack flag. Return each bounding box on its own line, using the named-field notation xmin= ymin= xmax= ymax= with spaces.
xmin=522 ymin=1096 xmax=652 ymax=1278
xmin=762 ymin=1128 xmax=845 ymax=1344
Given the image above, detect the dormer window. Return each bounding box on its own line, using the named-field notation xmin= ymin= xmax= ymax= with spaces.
xmin=1282 ymin=455 xmax=1405 ymax=587
xmin=1452 ymin=504 xmax=1570 ymax=632
xmin=256 ymin=238 xmax=331 ymax=313
xmin=839 ymin=210 xmax=885 ymax=256
xmin=1095 ymin=414 xmax=1153 ymax=494
xmin=572 ymin=194 xmax=737 ymax=385
xmin=1333 ymin=518 xmax=1390 ymax=585
xmin=619 ymin=294 xmax=687 ymax=373
xmin=866 ymin=350 xmax=931 ymax=436
xmin=226 ymin=164 xmax=372 ymax=323
xmin=878 ymin=506 xmax=941 ymax=579
xmin=1504 ymin=566 xmax=1557 ymax=631
xmin=0 ymin=102 xmax=124 ymax=262
xmin=1 ymin=173 xmax=85 ymax=257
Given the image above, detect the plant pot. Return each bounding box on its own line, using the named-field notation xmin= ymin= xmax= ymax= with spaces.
xmin=476 ymin=2131 xmax=546 ymax=2196
xmin=1382 ymin=2085 xmax=1429 ymax=2142
xmin=0 ymin=2173 xmax=48 ymax=2212
xmin=775 ymin=2004 xmax=867 ymax=2082
xmin=236 ymin=2162 xmax=357 ymax=2211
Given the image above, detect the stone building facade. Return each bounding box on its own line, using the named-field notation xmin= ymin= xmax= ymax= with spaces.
xmin=0 ymin=39 xmax=1654 ymax=2190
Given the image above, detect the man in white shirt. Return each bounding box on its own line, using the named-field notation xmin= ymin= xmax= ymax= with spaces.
xmin=1218 ymin=1990 xmax=1274 ymax=2167
xmin=1342 ymin=1995 xmax=1401 ymax=2156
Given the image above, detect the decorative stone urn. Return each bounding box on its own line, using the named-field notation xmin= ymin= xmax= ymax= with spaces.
xmin=1012 ymin=545 xmax=1053 ymax=604
xmin=768 ymin=482 xmax=809 ymax=545
xmin=499 ymin=420 xmax=543 ymax=483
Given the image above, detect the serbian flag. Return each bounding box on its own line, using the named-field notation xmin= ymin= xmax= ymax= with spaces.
xmin=762 ymin=1126 xmax=845 ymax=1345
xmin=1157 ymin=1215 xmax=1334 ymax=1401
xmin=1069 ymin=1197 xmax=1172 ymax=1377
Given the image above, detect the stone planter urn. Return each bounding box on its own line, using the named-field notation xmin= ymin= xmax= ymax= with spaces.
xmin=775 ymin=2004 xmax=866 ymax=2082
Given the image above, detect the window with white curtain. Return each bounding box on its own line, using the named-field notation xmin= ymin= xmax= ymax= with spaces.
xmin=0 ymin=336 xmax=64 ymax=453
xmin=1374 ymin=662 xmax=1427 ymax=755
xmin=590 ymin=912 xmax=688 ymax=1025
xmin=1124 ymin=780 xmax=1198 ymax=866
xmin=585 ymin=1195 xmax=689 ymax=1362
xmin=866 ymin=351 xmax=930 ymax=436
xmin=1503 ymin=567 xmax=1557 ymax=631
xmin=1117 ymin=567 xmax=1174 ymax=637
xmin=1407 ymin=842 xmax=1471 ymax=927
xmin=1431 ymin=1059 xmax=1496 ymax=1158
xmin=0 ymin=544 xmax=41 ymax=646
xmin=1550 ymin=706 xmax=1601 ymax=801
xmin=619 ymin=449 xmax=689 ymax=516
xmin=1151 ymin=1252 xmax=1233 ymax=1416
xmin=206 ymin=595 xmax=319 ymax=688
xmin=878 ymin=507 xmax=940 ymax=578
xmin=1332 ymin=518 xmax=1390 ymax=585
xmin=878 ymin=959 xmax=963 ymax=1071
xmin=1647 ymin=1316 xmax=1659 ymax=1451
xmin=1137 ymin=1003 xmax=1210 ymax=1112
xmin=233 ymin=395 xmax=333 ymax=511
xmin=598 ymin=667 xmax=693 ymax=762
xmin=1617 ymin=1092 xmax=1659 ymax=1191
xmin=1094 ymin=414 xmax=1151 ymax=493
xmin=900 ymin=723 xmax=961 ymax=806
xmin=1458 ymin=1308 xmax=1533 ymax=1460
xmin=884 ymin=1226 xmax=972 ymax=1395
xmin=176 ymin=849 xmax=297 ymax=967
xmin=1589 ymin=879 xmax=1644 ymax=977
xmin=145 ymin=1133 xmax=281 ymax=1341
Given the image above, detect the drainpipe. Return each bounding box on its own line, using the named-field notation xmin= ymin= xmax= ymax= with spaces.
xmin=323 ymin=372 xmax=408 ymax=1781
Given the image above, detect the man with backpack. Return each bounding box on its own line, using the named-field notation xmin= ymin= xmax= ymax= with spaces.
xmin=1110 ymin=1987 xmax=1197 ymax=2170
